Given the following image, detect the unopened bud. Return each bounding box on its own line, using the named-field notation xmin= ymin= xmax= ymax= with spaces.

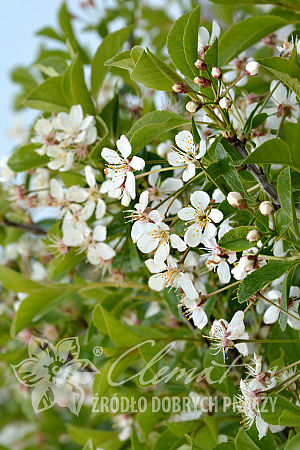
xmin=172 ymin=83 xmax=187 ymax=93
xmin=194 ymin=76 xmax=211 ymax=88
xmin=211 ymin=67 xmax=222 ymax=80
xmin=227 ymin=192 xmax=246 ymax=209
xmin=219 ymin=97 xmax=231 ymax=109
xmin=245 ymin=61 xmax=260 ymax=76
xmin=259 ymin=201 xmax=274 ymax=215
xmin=186 ymin=101 xmax=202 ymax=113
xmin=246 ymin=229 xmax=261 ymax=243
xmin=194 ymin=59 xmax=207 ymax=71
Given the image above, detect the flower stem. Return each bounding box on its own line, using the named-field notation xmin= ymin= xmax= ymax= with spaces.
xmin=258 ymin=293 xmax=300 ymax=323
xmin=203 ymin=280 xmax=240 ymax=299
xmin=135 ymin=166 xmax=185 ymax=179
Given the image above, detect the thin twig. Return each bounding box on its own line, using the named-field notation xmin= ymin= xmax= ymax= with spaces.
xmin=2 ymin=217 xmax=47 ymax=236
xmin=227 ymin=136 xmax=280 ymax=207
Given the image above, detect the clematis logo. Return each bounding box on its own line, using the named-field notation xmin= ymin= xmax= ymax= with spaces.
xmin=11 ymin=336 xmax=96 ymax=415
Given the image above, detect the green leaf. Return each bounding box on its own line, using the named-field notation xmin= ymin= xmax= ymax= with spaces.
xmin=219 ymin=226 xmax=256 ymax=251
xmin=238 ymin=260 xmax=296 ymax=303
xmin=67 ymin=425 xmax=115 ymax=446
xmin=167 ymin=10 xmax=196 ymax=79
xmin=235 ymin=429 xmax=260 ymax=450
xmin=203 ymin=351 xmax=235 ymax=396
xmin=191 ymin=116 xmax=200 ymax=145
xmin=63 ymin=55 xmax=95 ymax=114
xmin=261 ymin=393 xmax=300 ymax=425
xmin=105 ymin=50 xmax=135 ymax=70
xmin=216 ymin=143 xmax=245 ymax=194
xmin=58 ymin=2 xmax=89 ymax=63
xmin=0 ymin=266 xmax=43 ymax=293
xmin=24 ymin=75 xmax=70 ymax=113
xmin=183 ymin=6 xmax=201 ymax=78
xmin=11 ymin=66 xmax=37 ymax=92
xmin=131 ymin=48 xmax=186 ymax=91
xmin=219 ymin=16 xmax=289 ymax=66
xmin=236 ymin=138 xmax=300 ymax=171
xmin=258 ymin=56 xmax=300 ymax=100
xmin=279 ymin=409 xmax=300 ymax=427
xmin=47 ymin=250 xmax=85 ymax=281
xmin=91 ymin=26 xmax=133 ymax=97
xmin=277 ymin=167 xmax=300 ymax=237
xmin=284 ymin=433 xmax=300 ymax=449
xmin=93 ymin=347 xmax=138 ymax=397
xmin=127 ymin=111 xmax=189 ymax=154
xmin=11 ymin=288 xmax=70 ymax=336
xmin=163 ymin=289 xmax=184 ymax=322
xmin=280 ymin=264 xmax=298 ymax=331
xmin=8 ymin=144 xmax=49 ymax=172
xmin=93 ymin=305 xmax=139 ymax=347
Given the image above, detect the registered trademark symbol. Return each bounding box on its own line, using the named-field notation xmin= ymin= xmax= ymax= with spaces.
xmin=93 ymin=346 xmax=103 ymax=356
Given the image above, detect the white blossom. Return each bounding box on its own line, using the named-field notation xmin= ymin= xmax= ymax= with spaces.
xmin=263 ymin=287 xmax=300 ymax=330
xmin=145 ymin=257 xmax=198 ymax=300
xmin=209 ymin=311 xmax=249 ymax=358
xmin=198 ymin=21 xmax=220 ymax=55
xmin=101 ymin=135 xmax=145 ymax=205
xmin=178 ymin=191 xmax=223 ymax=247
xmin=148 ymin=165 xmax=183 ymax=215
xmin=265 ymin=81 xmax=299 ymax=129
xmin=137 ymin=221 xmax=186 ymax=264
xmin=167 ymin=131 xmax=206 ymax=182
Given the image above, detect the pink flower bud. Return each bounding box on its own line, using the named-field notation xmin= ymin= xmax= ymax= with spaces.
xmin=219 ymin=97 xmax=231 ymax=109
xmin=227 ymin=192 xmax=246 ymax=209
xmin=211 ymin=67 xmax=222 ymax=80
xmin=246 ymin=229 xmax=261 ymax=242
xmin=259 ymin=201 xmax=274 ymax=215
xmin=194 ymin=76 xmax=211 ymax=88
xmin=186 ymin=101 xmax=202 ymax=113
xmin=172 ymin=83 xmax=187 ymax=93
xmin=194 ymin=59 xmax=207 ymax=71
xmin=245 ymin=61 xmax=260 ymax=76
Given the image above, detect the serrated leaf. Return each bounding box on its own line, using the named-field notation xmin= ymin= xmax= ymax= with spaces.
xmin=91 ymin=26 xmax=133 ymax=96
xmin=63 ymin=55 xmax=95 ymax=114
xmin=105 ymin=50 xmax=135 ymax=70
xmin=219 ymin=16 xmax=289 ymax=66
xmin=258 ymin=56 xmax=300 ymax=100
xmin=219 ymin=226 xmax=255 ymax=251
xmin=127 ymin=111 xmax=189 ymax=154
xmin=280 ymin=265 xmax=298 ymax=331
xmin=58 ymin=2 xmax=89 ymax=63
xmin=216 ymin=143 xmax=245 ymax=194
xmin=167 ymin=10 xmax=196 ymax=80
xmin=236 ymin=138 xmax=300 ymax=171
xmin=131 ymin=48 xmax=187 ymax=91
xmin=24 ymin=75 xmax=70 ymax=112
xmin=183 ymin=6 xmax=201 ymax=78
xmin=277 ymin=167 xmax=300 ymax=237
xmin=238 ymin=260 xmax=296 ymax=303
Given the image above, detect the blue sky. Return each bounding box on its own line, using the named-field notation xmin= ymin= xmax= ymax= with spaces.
xmin=1 ymin=0 xmax=103 ymax=158
xmin=1 ymin=1 xmax=63 ymax=157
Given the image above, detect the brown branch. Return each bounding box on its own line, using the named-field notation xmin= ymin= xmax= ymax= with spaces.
xmin=2 ymin=217 xmax=47 ymax=236
xmin=227 ymin=136 xmax=281 ymax=208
